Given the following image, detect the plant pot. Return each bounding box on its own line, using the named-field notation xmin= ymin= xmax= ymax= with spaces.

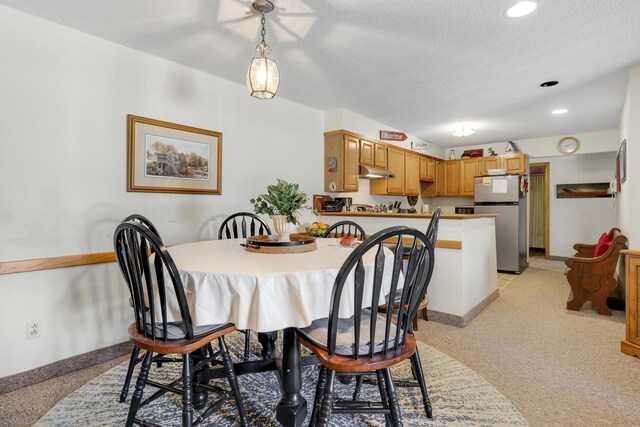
xmin=271 ymin=215 xmax=293 ymax=241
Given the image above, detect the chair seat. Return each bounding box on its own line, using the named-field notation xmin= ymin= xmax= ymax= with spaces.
xmin=129 ymin=323 xmax=236 ymax=354
xmin=297 ymin=309 xmax=399 ymax=356
xmin=144 ymin=320 xmax=236 ymax=340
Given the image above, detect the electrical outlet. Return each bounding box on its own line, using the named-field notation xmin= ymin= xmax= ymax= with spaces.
xmin=27 ymin=321 xmax=41 ymax=339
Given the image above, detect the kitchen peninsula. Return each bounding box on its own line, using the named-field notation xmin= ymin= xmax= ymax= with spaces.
xmin=319 ymin=211 xmax=499 ymax=327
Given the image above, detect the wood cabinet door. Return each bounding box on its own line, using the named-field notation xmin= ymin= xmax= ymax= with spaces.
xmin=343 ymin=136 xmax=360 ymax=191
xmin=459 ymin=158 xmax=478 ymax=196
xmin=427 ymin=158 xmax=436 ymax=181
xmin=503 ymin=154 xmax=526 ymax=174
xmin=386 ymin=147 xmax=405 ymax=194
xmin=479 ymin=156 xmax=501 ymax=175
xmin=443 ymin=160 xmax=459 ymax=196
xmin=435 ymin=160 xmax=445 ymax=196
xmin=374 ymin=143 xmax=388 ymax=168
xmin=359 ymin=140 xmax=374 ymax=166
xmin=405 ymin=153 xmax=420 ymax=195
xmin=419 ymin=156 xmax=428 ymax=180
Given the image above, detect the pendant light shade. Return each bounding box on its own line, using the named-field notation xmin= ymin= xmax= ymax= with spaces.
xmin=247 ymin=1 xmax=279 ymax=99
xmin=247 ymin=44 xmax=280 ymax=99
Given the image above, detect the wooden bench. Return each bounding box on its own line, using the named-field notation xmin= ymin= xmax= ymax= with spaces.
xmin=565 ymin=228 xmax=628 ymax=316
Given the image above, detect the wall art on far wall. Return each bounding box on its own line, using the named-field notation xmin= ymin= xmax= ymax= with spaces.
xmin=127 ymin=115 xmax=222 ymax=195
xmin=556 ymin=182 xmax=613 ymax=199
xmin=618 ymin=139 xmax=627 ymax=184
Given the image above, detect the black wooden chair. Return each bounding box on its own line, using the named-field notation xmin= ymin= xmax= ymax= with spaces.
xmin=218 ymin=212 xmax=272 ymax=361
xmin=372 ymin=207 xmax=441 ymax=418
xmin=322 ymin=220 xmax=367 ymax=240
xmin=218 ymin=212 xmax=271 ymax=239
xmin=296 ymin=226 xmax=435 ymax=426
xmin=118 ymin=214 xmax=165 ymax=403
xmin=114 ymin=222 xmax=247 ymax=427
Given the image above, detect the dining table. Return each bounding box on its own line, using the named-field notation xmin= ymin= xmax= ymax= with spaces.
xmin=164 ymin=236 xmax=397 ymax=426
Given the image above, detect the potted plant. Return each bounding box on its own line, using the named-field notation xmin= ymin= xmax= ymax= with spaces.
xmin=250 ymin=179 xmax=315 ymax=240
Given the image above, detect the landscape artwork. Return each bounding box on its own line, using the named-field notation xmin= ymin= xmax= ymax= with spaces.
xmin=145 ymin=135 xmax=210 ymax=181
xmin=556 ymin=182 xmax=612 ymax=199
xmin=127 ymin=115 xmax=222 ymax=195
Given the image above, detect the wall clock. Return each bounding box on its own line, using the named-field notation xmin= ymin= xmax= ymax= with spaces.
xmin=557 ymin=137 xmax=580 ymax=154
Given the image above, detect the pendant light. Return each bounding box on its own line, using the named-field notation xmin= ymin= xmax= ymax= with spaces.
xmin=247 ymin=0 xmax=279 ymax=99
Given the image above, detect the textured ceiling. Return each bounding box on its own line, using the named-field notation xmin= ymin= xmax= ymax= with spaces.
xmin=2 ymin=0 xmax=639 ymax=147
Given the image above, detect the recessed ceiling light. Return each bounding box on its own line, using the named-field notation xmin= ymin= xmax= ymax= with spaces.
xmin=506 ymin=1 xmax=537 ymax=18
xmin=540 ymin=80 xmax=559 ymax=87
xmin=552 ymin=108 xmax=568 ymax=115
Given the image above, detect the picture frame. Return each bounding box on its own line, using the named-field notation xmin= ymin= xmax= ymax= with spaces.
xmin=555 ymin=183 xmax=613 ymax=199
xmin=127 ymin=115 xmax=222 ymax=195
xmin=619 ymin=139 xmax=627 ymax=184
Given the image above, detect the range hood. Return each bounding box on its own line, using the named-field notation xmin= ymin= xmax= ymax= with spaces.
xmin=359 ymin=165 xmax=395 ymax=179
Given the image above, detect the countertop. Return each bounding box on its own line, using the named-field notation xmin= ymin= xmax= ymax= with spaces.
xmin=318 ymin=211 xmax=498 ymax=220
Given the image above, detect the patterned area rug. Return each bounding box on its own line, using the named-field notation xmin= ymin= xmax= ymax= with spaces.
xmin=35 ymin=332 xmax=527 ymax=426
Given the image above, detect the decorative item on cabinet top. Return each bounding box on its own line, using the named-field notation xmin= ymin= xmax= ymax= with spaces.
xmin=380 ymin=130 xmax=408 ymax=141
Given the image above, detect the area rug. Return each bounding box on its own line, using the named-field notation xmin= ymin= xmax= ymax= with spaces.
xmin=35 ymin=332 xmax=527 ymax=426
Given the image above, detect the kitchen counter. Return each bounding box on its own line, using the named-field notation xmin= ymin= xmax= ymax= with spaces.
xmin=319 ymin=211 xmax=498 ymax=220
xmin=315 ymin=211 xmax=498 ymax=327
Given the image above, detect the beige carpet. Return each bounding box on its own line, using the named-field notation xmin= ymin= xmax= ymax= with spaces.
xmin=415 ymin=257 xmax=640 ymax=427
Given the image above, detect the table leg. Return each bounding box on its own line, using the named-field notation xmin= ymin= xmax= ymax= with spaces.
xmin=276 ymin=328 xmax=307 ymax=427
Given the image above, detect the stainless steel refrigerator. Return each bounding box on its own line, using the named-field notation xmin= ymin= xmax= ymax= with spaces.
xmin=474 ymin=174 xmax=527 ymax=273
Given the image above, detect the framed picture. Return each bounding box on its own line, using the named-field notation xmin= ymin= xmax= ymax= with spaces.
xmin=127 ymin=115 xmax=222 ymax=195
xmin=555 ymin=183 xmax=613 ymax=199
xmin=619 ymin=139 xmax=627 ymax=184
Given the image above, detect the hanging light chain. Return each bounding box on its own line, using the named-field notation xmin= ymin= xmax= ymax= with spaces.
xmin=260 ymin=13 xmax=266 ymax=45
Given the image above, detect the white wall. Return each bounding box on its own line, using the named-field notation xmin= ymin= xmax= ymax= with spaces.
xmin=0 ymin=5 xmax=324 ymax=377
xmin=618 ymin=65 xmax=640 ymax=248
xmin=533 ymin=152 xmax=618 ymax=257
xmin=325 ymin=108 xmax=446 ymax=159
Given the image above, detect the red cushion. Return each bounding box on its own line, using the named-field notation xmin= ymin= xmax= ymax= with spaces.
xmin=594 ymin=233 xmax=612 ymax=257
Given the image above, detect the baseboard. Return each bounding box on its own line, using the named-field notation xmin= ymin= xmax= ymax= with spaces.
xmin=426 ymin=289 xmax=500 ymax=328
xmin=0 ymin=341 xmax=132 ymax=395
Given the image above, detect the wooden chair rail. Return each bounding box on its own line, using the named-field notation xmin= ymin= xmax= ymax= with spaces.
xmin=0 ymin=251 xmax=116 ymax=275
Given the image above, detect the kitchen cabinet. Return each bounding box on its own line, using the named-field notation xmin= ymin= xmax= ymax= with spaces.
xmin=503 ymin=154 xmax=527 ymax=174
xmin=359 ymin=140 xmax=375 ymax=166
xmin=421 ymin=159 xmax=443 ymax=197
xmin=324 ymin=132 xmax=359 ymax=192
xmin=621 ymin=250 xmax=640 ymax=358
xmin=360 ymin=139 xmax=388 ymax=169
xmin=443 ymin=160 xmax=459 ymax=196
xmin=374 ymin=143 xmax=388 ymax=168
xmin=419 ymin=156 xmax=428 ymax=180
xmin=479 ymin=156 xmax=502 ymax=175
xmin=405 ymin=152 xmax=420 ymax=195
xmin=370 ymin=146 xmax=405 ymax=195
xmin=435 ymin=160 xmax=445 ymax=196
xmin=478 ymin=154 xmax=527 ymax=175
xmin=427 ymin=158 xmax=436 ymax=181
xmin=459 ymin=158 xmax=478 ymax=196
xmin=419 ymin=156 xmax=436 ymax=181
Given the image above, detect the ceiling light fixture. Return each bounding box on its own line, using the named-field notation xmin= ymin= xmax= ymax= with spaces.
xmin=552 ymin=108 xmax=568 ymax=115
xmin=451 ymin=123 xmax=475 ymax=137
xmin=247 ymin=0 xmax=279 ymax=99
xmin=506 ymin=1 xmax=537 ymax=18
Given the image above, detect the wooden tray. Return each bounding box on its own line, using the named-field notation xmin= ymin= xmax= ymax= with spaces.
xmin=244 ymin=233 xmax=317 ymax=254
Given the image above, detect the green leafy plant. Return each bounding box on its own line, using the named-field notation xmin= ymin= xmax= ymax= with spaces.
xmin=250 ymin=179 xmax=314 ymax=225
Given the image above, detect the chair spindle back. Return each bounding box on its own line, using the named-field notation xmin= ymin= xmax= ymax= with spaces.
xmin=219 ymin=212 xmax=271 ymax=239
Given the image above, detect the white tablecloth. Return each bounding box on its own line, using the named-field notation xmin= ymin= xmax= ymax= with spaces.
xmin=165 ymin=238 xmax=398 ymax=332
